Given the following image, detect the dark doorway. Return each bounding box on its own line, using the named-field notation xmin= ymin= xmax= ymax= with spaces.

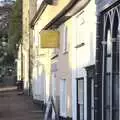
xmin=86 ymin=65 xmax=95 ymax=120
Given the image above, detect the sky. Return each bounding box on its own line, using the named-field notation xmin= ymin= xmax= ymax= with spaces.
xmin=0 ymin=0 xmax=15 ymax=2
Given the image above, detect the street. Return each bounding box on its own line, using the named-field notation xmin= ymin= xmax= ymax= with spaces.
xmin=0 ymin=86 xmax=44 ymax=120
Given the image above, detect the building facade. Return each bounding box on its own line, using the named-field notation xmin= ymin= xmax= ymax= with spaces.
xmin=29 ymin=0 xmax=37 ymax=95
xmin=20 ymin=0 xmax=37 ymax=95
xmin=30 ymin=0 xmax=96 ymax=120
xmin=19 ymin=0 xmax=120 ymax=120
xmin=22 ymin=0 xmax=30 ymax=94
xmin=95 ymin=0 xmax=120 ymax=120
xmin=71 ymin=1 xmax=96 ymax=120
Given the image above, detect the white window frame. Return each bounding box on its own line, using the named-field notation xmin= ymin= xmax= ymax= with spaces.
xmin=75 ymin=11 xmax=85 ymax=47
xmin=62 ymin=25 xmax=68 ymax=53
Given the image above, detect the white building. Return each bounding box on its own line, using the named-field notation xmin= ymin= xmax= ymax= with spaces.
xmin=71 ymin=1 xmax=96 ymax=120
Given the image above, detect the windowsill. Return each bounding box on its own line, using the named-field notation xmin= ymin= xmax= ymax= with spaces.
xmin=75 ymin=42 xmax=85 ymax=48
xmin=51 ymin=54 xmax=59 ymax=60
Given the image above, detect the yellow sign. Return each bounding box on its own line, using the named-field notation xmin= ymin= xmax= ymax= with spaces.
xmin=40 ymin=30 xmax=60 ymax=48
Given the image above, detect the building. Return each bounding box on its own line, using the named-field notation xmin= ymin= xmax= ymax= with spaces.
xmin=30 ymin=0 xmax=52 ymax=106
xmin=29 ymin=0 xmax=37 ymax=95
xmin=71 ymin=1 xmax=96 ymax=120
xmin=20 ymin=0 xmax=120 ymax=119
xmin=95 ymin=0 xmax=120 ymax=120
xmin=30 ymin=0 xmax=96 ymax=120
xmin=22 ymin=0 xmax=30 ymax=94
xmin=18 ymin=0 xmax=37 ymax=95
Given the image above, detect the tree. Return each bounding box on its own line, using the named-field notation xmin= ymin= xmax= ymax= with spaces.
xmin=8 ymin=0 xmax=22 ymax=56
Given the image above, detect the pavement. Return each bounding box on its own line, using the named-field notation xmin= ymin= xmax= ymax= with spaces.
xmin=0 ymin=86 xmax=44 ymax=120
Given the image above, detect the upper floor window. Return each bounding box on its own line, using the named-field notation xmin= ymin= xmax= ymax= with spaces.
xmin=75 ymin=12 xmax=85 ymax=47
xmin=62 ymin=25 xmax=68 ymax=53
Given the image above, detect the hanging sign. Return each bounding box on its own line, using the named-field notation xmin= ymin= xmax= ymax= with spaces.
xmin=40 ymin=30 xmax=60 ymax=48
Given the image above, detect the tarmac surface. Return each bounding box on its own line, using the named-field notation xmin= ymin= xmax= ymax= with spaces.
xmin=0 ymin=86 xmax=44 ymax=120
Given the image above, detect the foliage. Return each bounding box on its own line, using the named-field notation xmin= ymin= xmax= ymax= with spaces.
xmin=8 ymin=0 xmax=22 ymax=55
xmin=0 ymin=34 xmax=14 ymax=66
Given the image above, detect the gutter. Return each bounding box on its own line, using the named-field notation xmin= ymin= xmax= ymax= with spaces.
xmin=30 ymin=0 xmax=90 ymax=29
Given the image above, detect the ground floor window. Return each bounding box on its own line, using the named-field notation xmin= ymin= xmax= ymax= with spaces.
xmin=77 ymin=78 xmax=84 ymax=120
xmin=60 ymin=79 xmax=67 ymax=117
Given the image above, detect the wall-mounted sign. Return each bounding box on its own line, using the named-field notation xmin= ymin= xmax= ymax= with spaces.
xmin=40 ymin=30 xmax=60 ymax=48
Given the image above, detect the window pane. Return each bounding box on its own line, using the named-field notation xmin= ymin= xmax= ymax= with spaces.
xmin=77 ymin=79 xmax=84 ymax=120
xmin=80 ymin=104 xmax=84 ymax=120
xmin=78 ymin=80 xmax=84 ymax=104
xmin=104 ymin=74 xmax=111 ymax=120
xmin=60 ymin=79 xmax=66 ymax=116
xmin=112 ymin=37 xmax=119 ymax=120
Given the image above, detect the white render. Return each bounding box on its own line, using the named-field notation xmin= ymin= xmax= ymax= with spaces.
xmin=72 ymin=0 xmax=96 ymax=120
xmin=31 ymin=22 xmax=51 ymax=104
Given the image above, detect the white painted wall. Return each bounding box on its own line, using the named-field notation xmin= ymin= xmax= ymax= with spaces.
xmin=32 ymin=63 xmax=45 ymax=101
xmin=72 ymin=0 xmax=96 ymax=120
xmin=32 ymin=23 xmax=51 ymax=104
xmin=17 ymin=44 xmax=22 ymax=81
xmin=22 ymin=49 xmax=29 ymax=91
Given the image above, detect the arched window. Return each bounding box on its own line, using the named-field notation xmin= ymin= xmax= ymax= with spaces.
xmin=103 ymin=9 xmax=119 ymax=120
xmin=104 ymin=14 xmax=112 ymax=120
xmin=111 ymin=10 xmax=119 ymax=120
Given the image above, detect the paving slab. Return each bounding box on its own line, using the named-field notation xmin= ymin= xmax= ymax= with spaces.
xmin=0 ymin=87 xmax=44 ymax=120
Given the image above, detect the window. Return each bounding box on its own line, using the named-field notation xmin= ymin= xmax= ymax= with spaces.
xmin=104 ymin=29 xmax=112 ymax=120
xmin=77 ymin=78 xmax=84 ymax=120
xmin=75 ymin=12 xmax=85 ymax=47
xmin=104 ymin=73 xmax=111 ymax=120
xmin=60 ymin=79 xmax=67 ymax=117
xmin=34 ymin=30 xmax=39 ymax=47
xmin=103 ymin=11 xmax=119 ymax=120
xmin=52 ymin=73 xmax=56 ymax=101
xmin=62 ymin=25 xmax=68 ymax=53
xmin=112 ymin=36 xmax=119 ymax=120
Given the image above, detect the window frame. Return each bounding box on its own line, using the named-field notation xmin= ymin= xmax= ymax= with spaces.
xmin=76 ymin=77 xmax=84 ymax=120
xmin=62 ymin=25 xmax=68 ymax=54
